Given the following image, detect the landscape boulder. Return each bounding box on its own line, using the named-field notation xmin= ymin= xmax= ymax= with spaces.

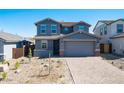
xmin=0 ymin=64 xmax=9 ymax=72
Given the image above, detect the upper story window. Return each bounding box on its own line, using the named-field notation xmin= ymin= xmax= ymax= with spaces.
xmin=64 ymin=27 xmax=68 ymax=31
xmin=40 ymin=24 xmax=47 ymax=34
xmin=100 ymin=28 xmax=103 ymax=35
xmin=51 ymin=24 xmax=57 ymax=33
xmin=79 ymin=26 xmax=85 ymax=31
xmin=117 ymin=24 xmax=123 ymax=33
xmin=41 ymin=40 xmax=48 ymax=49
xmin=104 ymin=27 xmax=107 ymax=35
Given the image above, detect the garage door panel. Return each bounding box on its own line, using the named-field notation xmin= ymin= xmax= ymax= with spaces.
xmin=64 ymin=41 xmax=94 ymax=57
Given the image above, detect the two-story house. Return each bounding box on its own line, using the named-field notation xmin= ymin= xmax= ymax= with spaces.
xmin=34 ymin=18 xmax=100 ymax=57
xmin=93 ymin=19 xmax=124 ymax=56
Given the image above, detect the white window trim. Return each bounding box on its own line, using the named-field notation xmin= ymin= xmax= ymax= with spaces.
xmin=41 ymin=40 xmax=48 ymax=49
xmin=79 ymin=25 xmax=85 ymax=31
xmin=40 ymin=24 xmax=47 ymax=34
xmin=51 ymin=24 xmax=57 ymax=34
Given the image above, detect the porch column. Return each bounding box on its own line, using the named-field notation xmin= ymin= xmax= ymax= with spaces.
xmin=59 ymin=39 xmax=64 ymax=57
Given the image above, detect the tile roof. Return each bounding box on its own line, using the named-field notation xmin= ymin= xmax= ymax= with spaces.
xmin=99 ymin=20 xmax=115 ymax=25
xmin=99 ymin=19 xmax=124 ymax=25
xmin=0 ymin=31 xmax=23 ymax=42
xmin=59 ymin=22 xmax=77 ymax=27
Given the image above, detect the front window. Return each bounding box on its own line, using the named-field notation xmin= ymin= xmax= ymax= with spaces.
xmin=41 ymin=40 xmax=47 ymax=49
xmin=79 ymin=26 xmax=85 ymax=31
xmin=51 ymin=24 xmax=57 ymax=33
xmin=117 ymin=24 xmax=123 ymax=33
xmin=64 ymin=27 xmax=68 ymax=31
xmin=104 ymin=27 xmax=107 ymax=35
xmin=40 ymin=24 xmax=47 ymax=33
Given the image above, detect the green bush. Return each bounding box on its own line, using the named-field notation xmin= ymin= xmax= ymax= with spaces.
xmin=15 ymin=61 xmax=20 ymax=70
xmin=2 ymin=72 xmax=8 ymax=80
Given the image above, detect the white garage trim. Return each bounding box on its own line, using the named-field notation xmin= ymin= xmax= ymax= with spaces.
xmin=63 ymin=39 xmax=96 ymax=42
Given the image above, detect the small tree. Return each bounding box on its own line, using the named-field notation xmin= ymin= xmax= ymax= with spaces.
xmin=28 ymin=48 xmax=32 ymax=62
xmin=15 ymin=61 xmax=20 ymax=70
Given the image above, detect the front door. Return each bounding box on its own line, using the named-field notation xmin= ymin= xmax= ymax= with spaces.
xmin=53 ymin=40 xmax=59 ymax=56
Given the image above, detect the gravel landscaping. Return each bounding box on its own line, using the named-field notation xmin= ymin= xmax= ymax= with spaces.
xmin=101 ymin=54 xmax=124 ymax=71
xmin=0 ymin=57 xmax=73 ymax=84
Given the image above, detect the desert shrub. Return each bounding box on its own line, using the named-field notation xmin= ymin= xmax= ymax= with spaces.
xmin=15 ymin=61 xmax=20 ymax=70
xmin=120 ymin=66 xmax=123 ymax=69
xmin=2 ymin=72 xmax=8 ymax=80
xmin=57 ymin=59 xmax=61 ymax=63
xmin=2 ymin=61 xmax=10 ymax=66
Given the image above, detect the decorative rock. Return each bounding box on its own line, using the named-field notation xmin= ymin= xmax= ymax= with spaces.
xmin=39 ymin=64 xmax=50 ymax=76
xmin=0 ymin=64 xmax=9 ymax=72
xmin=15 ymin=69 xmax=21 ymax=74
xmin=112 ymin=62 xmax=114 ymax=64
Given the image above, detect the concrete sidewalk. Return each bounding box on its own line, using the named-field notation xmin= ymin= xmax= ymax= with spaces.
xmin=66 ymin=57 xmax=124 ymax=84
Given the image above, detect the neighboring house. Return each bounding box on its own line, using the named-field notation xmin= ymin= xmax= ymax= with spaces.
xmin=0 ymin=31 xmax=23 ymax=60
xmin=34 ymin=18 xmax=100 ymax=57
xmin=93 ymin=19 xmax=124 ymax=56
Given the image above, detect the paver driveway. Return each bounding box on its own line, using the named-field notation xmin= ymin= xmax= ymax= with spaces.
xmin=66 ymin=57 xmax=124 ymax=84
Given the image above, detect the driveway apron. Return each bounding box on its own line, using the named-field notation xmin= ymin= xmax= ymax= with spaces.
xmin=66 ymin=57 xmax=124 ymax=84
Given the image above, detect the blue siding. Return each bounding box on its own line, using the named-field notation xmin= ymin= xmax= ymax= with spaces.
xmin=36 ymin=19 xmax=61 ymax=36
xmin=73 ymin=23 xmax=89 ymax=32
xmin=34 ymin=50 xmax=52 ymax=57
xmin=34 ymin=40 xmax=53 ymax=57
xmin=61 ymin=26 xmax=73 ymax=34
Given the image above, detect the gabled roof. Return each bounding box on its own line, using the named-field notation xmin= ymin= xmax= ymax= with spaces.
xmin=99 ymin=19 xmax=124 ymax=25
xmin=34 ymin=31 xmax=100 ymax=40
xmin=60 ymin=21 xmax=91 ymax=27
xmin=35 ymin=18 xmax=61 ymax=25
xmin=99 ymin=20 xmax=115 ymax=25
xmin=35 ymin=18 xmax=91 ymax=27
xmin=93 ymin=19 xmax=124 ymax=32
xmin=0 ymin=31 xmax=23 ymax=42
xmin=62 ymin=30 xmax=100 ymax=39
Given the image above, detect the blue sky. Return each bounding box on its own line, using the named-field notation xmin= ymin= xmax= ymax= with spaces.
xmin=0 ymin=9 xmax=124 ymax=37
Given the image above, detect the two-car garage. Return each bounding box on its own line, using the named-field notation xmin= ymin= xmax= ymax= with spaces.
xmin=59 ymin=31 xmax=99 ymax=57
xmin=64 ymin=41 xmax=95 ymax=57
